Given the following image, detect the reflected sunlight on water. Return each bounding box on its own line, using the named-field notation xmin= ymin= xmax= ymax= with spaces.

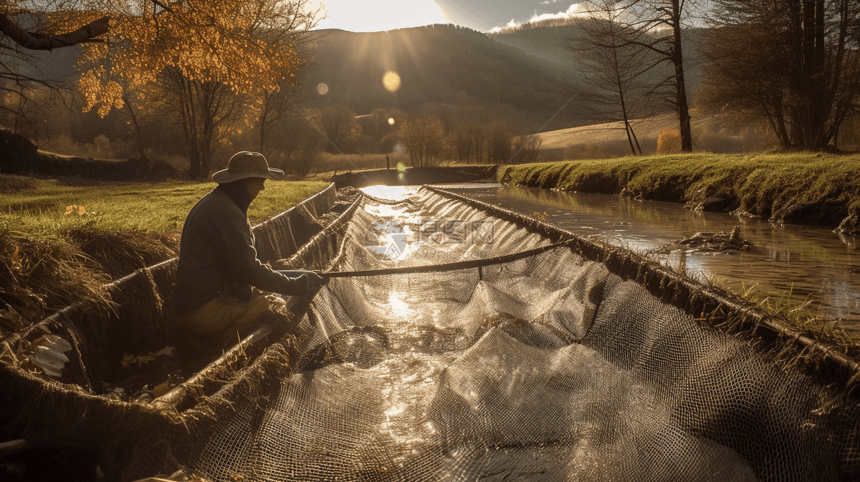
xmin=388 ymin=291 xmax=414 ymax=320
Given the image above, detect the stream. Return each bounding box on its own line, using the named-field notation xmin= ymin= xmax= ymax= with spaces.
xmin=362 ymin=184 xmax=860 ymax=334
xmin=450 ymin=184 xmax=860 ymax=334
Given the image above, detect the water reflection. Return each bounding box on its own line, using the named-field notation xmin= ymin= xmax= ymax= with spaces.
xmin=450 ymin=185 xmax=860 ymax=332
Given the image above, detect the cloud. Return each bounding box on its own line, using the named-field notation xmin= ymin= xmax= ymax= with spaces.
xmin=539 ymin=0 xmax=560 ymax=4
xmin=488 ymin=3 xmax=588 ymax=32
xmin=488 ymin=18 xmax=521 ymax=34
xmin=529 ymin=3 xmax=586 ymax=24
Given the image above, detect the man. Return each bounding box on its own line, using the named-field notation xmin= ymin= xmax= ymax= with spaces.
xmin=174 ymin=151 xmax=326 ymax=348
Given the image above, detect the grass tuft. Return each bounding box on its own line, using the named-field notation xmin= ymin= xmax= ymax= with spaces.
xmin=736 ymin=280 xmax=859 ymax=353
xmin=0 ymin=228 xmax=112 ymax=332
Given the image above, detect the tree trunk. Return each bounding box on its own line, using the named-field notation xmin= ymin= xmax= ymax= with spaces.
xmin=122 ymin=92 xmax=147 ymax=160
xmin=671 ymin=6 xmax=693 ymax=153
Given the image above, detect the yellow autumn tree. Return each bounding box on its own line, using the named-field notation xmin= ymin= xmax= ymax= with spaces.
xmin=58 ymin=0 xmax=318 ymax=176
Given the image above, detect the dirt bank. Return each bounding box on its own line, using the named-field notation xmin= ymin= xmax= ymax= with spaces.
xmin=498 ymin=153 xmax=860 ymax=235
xmin=330 ymin=165 xmax=498 ymax=188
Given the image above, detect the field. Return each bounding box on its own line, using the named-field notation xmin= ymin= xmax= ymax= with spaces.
xmin=1 ymin=176 xmax=328 ymax=236
xmin=0 ymin=176 xmax=329 ymax=330
xmin=532 ymin=114 xmax=775 ymax=161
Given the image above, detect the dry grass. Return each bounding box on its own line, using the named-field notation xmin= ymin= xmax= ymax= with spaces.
xmin=0 ymin=229 xmax=112 ymax=333
xmin=63 ymin=225 xmax=180 ymax=279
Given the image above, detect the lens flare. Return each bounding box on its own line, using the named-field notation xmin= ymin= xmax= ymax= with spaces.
xmin=388 ymin=118 xmax=395 ymax=125
xmin=382 ymin=71 xmax=402 ymax=93
xmin=396 ymin=162 xmax=406 ymax=172
xmin=316 ymin=83 xmax=329 ymax=95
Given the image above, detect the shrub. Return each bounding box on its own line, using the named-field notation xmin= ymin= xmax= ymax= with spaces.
xmin=656 ymin=129 xmax=682 ymax=154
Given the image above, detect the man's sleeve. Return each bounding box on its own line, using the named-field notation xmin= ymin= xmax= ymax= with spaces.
xmin=211 ymin=211 xmax=309 ymax=297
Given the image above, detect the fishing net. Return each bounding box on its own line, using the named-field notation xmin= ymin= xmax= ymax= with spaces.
xmin=124 ymin=187 xmax=860 ymax=481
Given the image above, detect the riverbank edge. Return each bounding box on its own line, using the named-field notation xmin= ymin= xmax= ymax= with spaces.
xmin=497 ymin=153 xmax=860 ymax=235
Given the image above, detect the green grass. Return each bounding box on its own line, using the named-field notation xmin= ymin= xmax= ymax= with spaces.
xmin=499 ymin=152 xmax=860 ymax=227
xmin=0 ymin=178 xmax=330 ymax=237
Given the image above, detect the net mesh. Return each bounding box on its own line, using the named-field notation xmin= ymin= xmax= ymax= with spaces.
xmin=123 ymin=187 xmax=860 ymax=482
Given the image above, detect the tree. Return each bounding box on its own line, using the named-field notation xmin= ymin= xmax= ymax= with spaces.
xmin=114 ymin=79 xmax=169 ymax=159
xmin=399 ymin=113 xmax=447 ymax=167
xmin=253 ymin=0 xmax=319 ymax=152
xmin=159 ymin=69 xmax=240 ymax=175
xmin=285 ymin=108 xmax=324 ymax=177
xmin=510 ymin=134 xmax=543 ymax=164
xmin=485 ymin=122 xmax=512 ymax=163
xmin=320 ymin=104 xmax=361 ymax=152
xmin=701 ymin=0 xmax=860 ymax=150
xmin=0 ymin=5 xmax=109 ymax=125
xmin=72 ymin=0 xmax=316 ymax=176
xmin=609 ymin=0 xmax=700 ymax=152
xmin=471 ymin=125 xmax=486 ymax=163
xmin=568 ymin=1 xmax=656 ymax=155
xmin=452 ymin=125 xmax=473 ymax=163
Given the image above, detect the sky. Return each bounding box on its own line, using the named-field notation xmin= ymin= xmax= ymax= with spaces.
xmin=309 ymin=0 xmax=585 ymax=33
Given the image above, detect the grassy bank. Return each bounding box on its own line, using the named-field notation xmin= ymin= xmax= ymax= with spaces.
xmin=499 ymin=152 xmax=860 ymax=232
xmin=0 ymin=176 xmax=328 ymax=332
xmin=1 ymin=177 xmax=328 ymax=235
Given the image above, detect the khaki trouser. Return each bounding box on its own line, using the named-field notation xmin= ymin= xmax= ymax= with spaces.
xmin=179 ymin=292 xmax=271 ymax=348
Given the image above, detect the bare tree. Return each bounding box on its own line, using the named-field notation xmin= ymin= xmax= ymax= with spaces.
xmin=452 ymin=125 xmax=472 ymax=163
xmin=160 ymin=69 xmax=239 ymax=177
xmin=399 ymin=113 xmax=447 ymax=167
xmin=0 ymin=7 xmax=108 ymax=125
xmin=701 ymin=0 xmax=860 ymax=150
xmin=608 ymin=0 xmax=700 ymax=152
xmin=320 ymin=104 xmax=361 ymax=152
xmin=568 ymin=1 xmax=657 ymax=155
xmin=254 ymin=0 xmax=321 ymax=152
xmin=510 ymin=134 xmax=543 ymax=164
xmin=286 ymin=108 xmax=324 ymax=177
xmin=467 ymin=124 xmax=486 ymax=163
xmin=485 ymin=122 xmax=512 ymax=163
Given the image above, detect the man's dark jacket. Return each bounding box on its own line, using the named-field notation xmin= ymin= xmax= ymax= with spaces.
xmin=174 ymin=182 xmax=306 ymax=315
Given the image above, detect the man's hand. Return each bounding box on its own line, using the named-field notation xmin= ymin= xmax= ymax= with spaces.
xmin=306 ymin=271 xmax=327 ymax=290
xmin=290 ymin=270 xmax=327 ymax=292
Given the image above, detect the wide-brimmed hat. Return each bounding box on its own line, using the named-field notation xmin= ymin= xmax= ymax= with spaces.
xmin=212 ymin=151 xmax=285 ymax=184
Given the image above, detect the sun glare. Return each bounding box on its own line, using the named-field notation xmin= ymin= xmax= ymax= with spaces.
xmin=388 ymin=118 xmax=395 ymax=125
xmin=383 ymin=71 xmax=402 ymax=93
xmin=311 ymin=0 xmax=448 ymax=32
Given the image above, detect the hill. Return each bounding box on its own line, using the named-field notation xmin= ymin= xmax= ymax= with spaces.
xmin=532 ymin=113 xmax=773 ymax=161
xmin=303 ymin=25 xmax=576 ymax=131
